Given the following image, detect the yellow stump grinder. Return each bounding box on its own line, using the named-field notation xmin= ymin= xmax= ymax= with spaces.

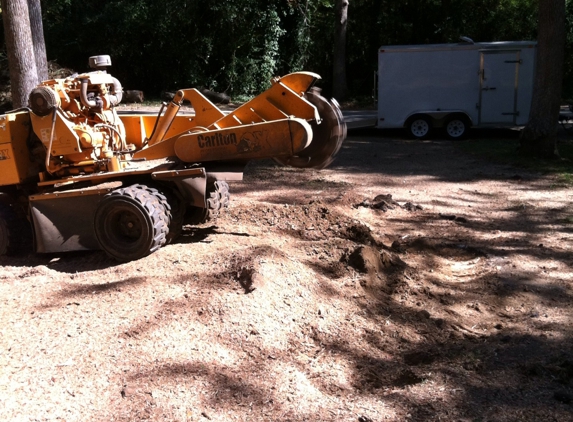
xmin=0 ymin=56 xmax=346 ymax=261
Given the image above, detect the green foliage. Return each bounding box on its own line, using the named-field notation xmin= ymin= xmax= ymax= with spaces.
xmin=35 ymin=0 xmax=572 ymax=100
xmin=42 ymin=0 xmax=300 ymax=97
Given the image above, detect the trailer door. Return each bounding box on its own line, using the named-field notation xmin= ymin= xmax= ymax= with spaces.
xmin=479 ymin=50 xmax=521 ymax=125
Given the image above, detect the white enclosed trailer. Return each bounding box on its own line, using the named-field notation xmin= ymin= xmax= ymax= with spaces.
xmin=377 ymin=41 xmax=537 ymax=139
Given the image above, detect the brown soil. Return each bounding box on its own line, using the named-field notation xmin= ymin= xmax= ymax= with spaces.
xmin=1 ymin=129 xmax=572 ymax=421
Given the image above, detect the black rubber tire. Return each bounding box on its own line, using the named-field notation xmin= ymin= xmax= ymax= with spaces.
xmin=216 ymin=181 xmax=230 ymax=210
xmin=94 ymin=185 xmax=169 ymax=262
xmin=0 ymin=202 xmax=32 ymax=256
xmin=184 ymin=180 xmax=230 ymax=225
xmin=444 ymin=115 xmax=471 ymax=140
xmin=133 ymin=184 xmax=184 ymax=244
xmin=407 ymin=115 xmax=432 ymax=139
xmin=162 ymin=190 xmax=185 ymax=243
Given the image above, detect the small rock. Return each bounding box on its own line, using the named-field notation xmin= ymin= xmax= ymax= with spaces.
xmin=373 ymin=200 xmax=394 ymax=211
xmin=358 ymin=416 xmax=373 ymax=422
xmin=373 ymin=193 xmax=398 ymax=204
xmin=357 ymin=199 xmax=372 ymax=208
xmin=402 ymin=202 xmax=423 ymax=211
xmin=121 ymin=385 xmax=136 ymax=398
xmin=494 ymin=323 xmax=503 ymax=330
xmin=417 ymin=310 xmax=431 ymax=319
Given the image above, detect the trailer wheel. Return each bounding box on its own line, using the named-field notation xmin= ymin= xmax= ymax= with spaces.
xmin=445 ymin=115 xmax=470 ymax=140
xmin=407 ymin=116 xmax=432 ymax=139
xmin=94 ymin=185 xmax=168 ymax=261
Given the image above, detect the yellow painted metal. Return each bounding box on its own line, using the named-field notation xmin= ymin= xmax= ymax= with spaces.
xmin=147 ymin=90 xmax=184 ymax=146
xmin=173 ymin=118 xmax=312 ymax=163
xmin=120 ymin=114 xmax=196 ymax=149
xmin=183 ymin=89 xmax=225 ymax=127
xmin=133 ymin=72 xmax=321 ymax=163
xmin=120 ymin=115 xmax=148 ymax=149
xmin=30 ymin=110 xmax=82 ymax=157
xmin=209 ymin=73 xmax=320 ymax=130
xmin=276 ymin=72 xmax=321 ymax=95
xmin=132 ymin=135 xmax=180 ymax=161
xmin=0 ymin=111 xmax=40 ymax=186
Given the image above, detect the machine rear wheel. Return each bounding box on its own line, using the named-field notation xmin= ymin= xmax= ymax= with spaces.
xmin=94 ymin=185 xmax=168 ymax=261
xmin=185 ymin=181 xmax=230 ymax=225
xmin=274 ymin=88 xmax=347 ymax=169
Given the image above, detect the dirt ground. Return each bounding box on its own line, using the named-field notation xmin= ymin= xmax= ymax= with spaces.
xmin=1 ymin=128 xmax=572 ymax=422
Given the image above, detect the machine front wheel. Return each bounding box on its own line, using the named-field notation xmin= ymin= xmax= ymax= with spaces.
xmin=94 ymin=185 xmax=168 ymax=261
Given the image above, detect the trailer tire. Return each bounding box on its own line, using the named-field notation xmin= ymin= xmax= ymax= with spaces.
xmin=407 ymin=116 xmax=432 ymax=139
xmin=94 ymin=185 xmax=168 ymax=262
xmin=444 ymin=115 xmax=471 ymax=140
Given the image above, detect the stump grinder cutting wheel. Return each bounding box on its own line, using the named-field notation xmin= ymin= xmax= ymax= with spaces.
xmin=274 ymin=88 xmax=346 ymax=169
xmin=0 ymin=56 xmax=347 ymax=261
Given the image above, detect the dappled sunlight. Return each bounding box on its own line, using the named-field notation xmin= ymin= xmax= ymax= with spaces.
xmin=2 ymin=132 xmax=572 ymax=421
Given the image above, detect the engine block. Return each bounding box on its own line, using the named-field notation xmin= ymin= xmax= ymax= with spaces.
xmin=28 ymin=70 xmax=126 ymax=177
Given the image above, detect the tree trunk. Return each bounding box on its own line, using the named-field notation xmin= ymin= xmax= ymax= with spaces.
xmin=520 ymin=0 xmax=566 ymax=159
xmin=28 ymin=0 xmax=49 ymax=82
xmin=333 ymin=0 xmax=348 ymax=100
xmin=1 ymin=0 xmax=39 ymax=108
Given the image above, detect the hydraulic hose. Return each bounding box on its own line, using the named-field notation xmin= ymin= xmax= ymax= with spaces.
xmin=79 ymin=78 xmax=99 ymax=109
xmin=109 ymin=77 xmax=123 ymax=106
xmin=44 ymin=107 xmax=58 ymax=175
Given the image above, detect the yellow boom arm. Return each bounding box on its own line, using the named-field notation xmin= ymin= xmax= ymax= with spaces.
xmin=134 ymin=72 xmax=321 ymax=163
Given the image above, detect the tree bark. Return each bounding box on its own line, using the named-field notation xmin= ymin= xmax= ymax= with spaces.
xmin=1 ymin=0 xmax=39 ymax=108
xmin=520 ymin=0 xmax=566 ymax=159
xmin=333 ymin=0 xmax=348 ymax=100
xmin=27 ymin=0 xmax=49 ymax=82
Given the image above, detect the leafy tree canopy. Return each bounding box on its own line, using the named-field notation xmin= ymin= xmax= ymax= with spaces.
xmin=3 ymin=0 xmax=571 ymax=99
